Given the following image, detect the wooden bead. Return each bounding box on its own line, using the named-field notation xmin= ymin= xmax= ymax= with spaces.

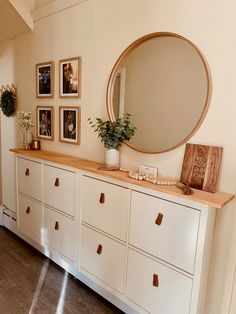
xmin=127 ymin=170 xmax=177 ymax=187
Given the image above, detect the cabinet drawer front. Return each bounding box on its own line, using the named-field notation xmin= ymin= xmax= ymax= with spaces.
xmin=44 ymin=207 xmax=74 ymax=261
xmin=129 ymin=191 xmax=200 ymax=273
xmin=18 ymin=194 xmax=43 ymax=243
xmin=17 ymin=157 xmax=42 ymax=201
xmin=81 ymin=176 xmax=129 ymax=241
xmin=44 ymin=165 xmax=75 ymax=216
xmin=126 ymin=249 xmax=192 ymax=314
xmin=80 ymin=225 xmax=126 ymax=293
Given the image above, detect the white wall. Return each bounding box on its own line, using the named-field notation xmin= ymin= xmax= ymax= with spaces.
xmin=2 ymin=0 xmax=236 ymax=313
xmin=229 ymin=267 xmax=236 ymax=314
xmin=0 ymin=40 xmax=17 ymax=212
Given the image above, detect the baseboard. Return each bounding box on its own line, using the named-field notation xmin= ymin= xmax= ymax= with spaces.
xmin=0 ymin=204 xmax=4 ymax=226
xmin=2 ymin=207 xmax=18 ymax=235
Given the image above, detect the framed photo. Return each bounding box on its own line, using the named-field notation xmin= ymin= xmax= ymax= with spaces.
xmin=36 ymin=106 xmax=54 ymax=140
xmin=36 ymin=61 xmax=54 ymax=98
xmin=59 ymin=106 xmax=80 ymax=144
xmin=59 ymin=57 xmax=81 ymax=98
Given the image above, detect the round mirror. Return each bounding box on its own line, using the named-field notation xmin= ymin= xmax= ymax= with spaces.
xmin=107 ymin=32 xmax=212 ymax=153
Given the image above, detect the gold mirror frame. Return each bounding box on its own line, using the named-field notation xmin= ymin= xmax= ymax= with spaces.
xmin=106 ymin=32 xmax=212 ymax=154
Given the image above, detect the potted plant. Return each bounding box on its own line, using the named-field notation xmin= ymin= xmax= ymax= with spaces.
xmin=88 ymin=113 xmax=136 ymax=168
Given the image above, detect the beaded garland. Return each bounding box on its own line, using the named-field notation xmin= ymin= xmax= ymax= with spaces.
xmin=119 ymin=168 xmax=177 ymax=186
xmin=119 ymin=167 xmax=194 ymax=195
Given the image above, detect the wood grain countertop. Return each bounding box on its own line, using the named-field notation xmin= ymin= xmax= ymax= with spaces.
xmin=10 ymin=148 xmax=234 ymax=209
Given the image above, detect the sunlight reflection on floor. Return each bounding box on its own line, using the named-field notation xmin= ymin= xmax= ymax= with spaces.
xmin=56 ymin=271 xmax=69 ymax=314
xmin=28 ymin=258 xmax=69 ymax=314
xmin=29 ymin=259 xmax=49 ymax=314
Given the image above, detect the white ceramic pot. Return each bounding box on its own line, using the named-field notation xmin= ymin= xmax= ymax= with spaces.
xmin=104 ymin=149 xmax=120 ymax=168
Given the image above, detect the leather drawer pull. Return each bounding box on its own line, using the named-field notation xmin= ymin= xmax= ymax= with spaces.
xmin=99 ymin=193 xmax=105 ymax=204
xmin=26 ymin=206 xmax=30 ymax=214
xmin=97 ymin=244 xmax=103 ymax=255
xmin=155 ymin=213 xmax=164 ymax=225
xmin=55 ymin=178 xmax=60 ymax=187
xmin=25 ymin=168 xmax=30 ymax=176
xmin=55 ymin=221 xmax=59 ymax=230
xmin=153 ymin=274 xmax=159 ymax=287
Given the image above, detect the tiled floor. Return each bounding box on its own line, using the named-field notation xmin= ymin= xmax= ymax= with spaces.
xmin=0 ymin=227 xmax=123 ymax=314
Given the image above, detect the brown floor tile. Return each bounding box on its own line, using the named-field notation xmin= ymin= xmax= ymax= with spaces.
xmin=0 ymin=227 xmax=123 ymax=314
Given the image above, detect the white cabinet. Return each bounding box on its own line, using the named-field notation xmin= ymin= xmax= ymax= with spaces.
xmin=80 ymin=225 xmax=126 ymax=293
xmin=17 ymin=157 xmax=42 ymax=201
xmin=44 ymin=164 xmax=76 ymax=217
xmin=81 ymin=176 xmax=128 ymax=294
xmin=18 ymin=194 xmax=43 ymax=243
xmin=16 ymin=156 xmax=76 ymax=263
xmin=129 ymin=191 xmax=200 ymax=273
xmin=12 ymin=150 xmax=233 ymax=314
xmin=81 ymin=176 xmax=129 ymax=241
xmin=80 ymin=176 xmax=200 ymax=313
xmin=44 ymin=206 xmax=74 ymax=261
xmin=126 ymin=248 xmax=192 ymax=314
xmin=80 ymin=177 xmax=202 ymax=313
xmin=43 ymin=164 xmax=76 ymax=261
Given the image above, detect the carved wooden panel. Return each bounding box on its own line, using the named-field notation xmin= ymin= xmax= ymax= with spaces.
xmin=180 ymin=144 xmax=223 ymax=193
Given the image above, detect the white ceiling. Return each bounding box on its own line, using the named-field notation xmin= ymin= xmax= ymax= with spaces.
xmin=0 ymin=0 xmax=33 ymax=42
xmin=34 ymin=0 xmax=55 ymax=9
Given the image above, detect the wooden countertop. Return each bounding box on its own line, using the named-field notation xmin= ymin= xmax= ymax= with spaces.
xmin=10 ymin=148 xmax=234 ymax=209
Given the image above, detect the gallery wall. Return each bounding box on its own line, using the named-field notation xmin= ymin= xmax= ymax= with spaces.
xmin=1 ymin=0 xmax=236 ymax=312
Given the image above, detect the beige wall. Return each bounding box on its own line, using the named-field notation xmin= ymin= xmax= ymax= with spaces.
xmin=1 ymin=0 xmax=236 ymax=313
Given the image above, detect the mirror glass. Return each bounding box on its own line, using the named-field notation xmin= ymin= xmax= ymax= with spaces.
xmin=107 ymin=32 xmax=211 ymax=153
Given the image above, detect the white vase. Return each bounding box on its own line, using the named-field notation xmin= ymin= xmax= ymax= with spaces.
xmin=104 ymin=149 xmax=120 ymax=168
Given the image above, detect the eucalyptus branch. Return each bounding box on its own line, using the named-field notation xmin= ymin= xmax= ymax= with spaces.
xmin=88 ymin=113 xmax=136 ymax=149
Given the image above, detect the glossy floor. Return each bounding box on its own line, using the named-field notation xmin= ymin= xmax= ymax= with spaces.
xmin=0 ymin=227 xmax=123 ymax=314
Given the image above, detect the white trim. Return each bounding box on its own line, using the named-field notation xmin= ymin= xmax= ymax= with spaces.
xmin=31 ymin=0 xmax=88 ymax=22
xmin=2 ymin=208 xmax=19 ymax=235
xmin=9 ymin=0 xmax=34 ymax=30
xmin=0 ymin=205 xmax=4 ymax=225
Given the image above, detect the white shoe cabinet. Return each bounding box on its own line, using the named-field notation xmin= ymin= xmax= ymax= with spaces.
xmin=10 ymin=149 xmax=234 ymax=314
